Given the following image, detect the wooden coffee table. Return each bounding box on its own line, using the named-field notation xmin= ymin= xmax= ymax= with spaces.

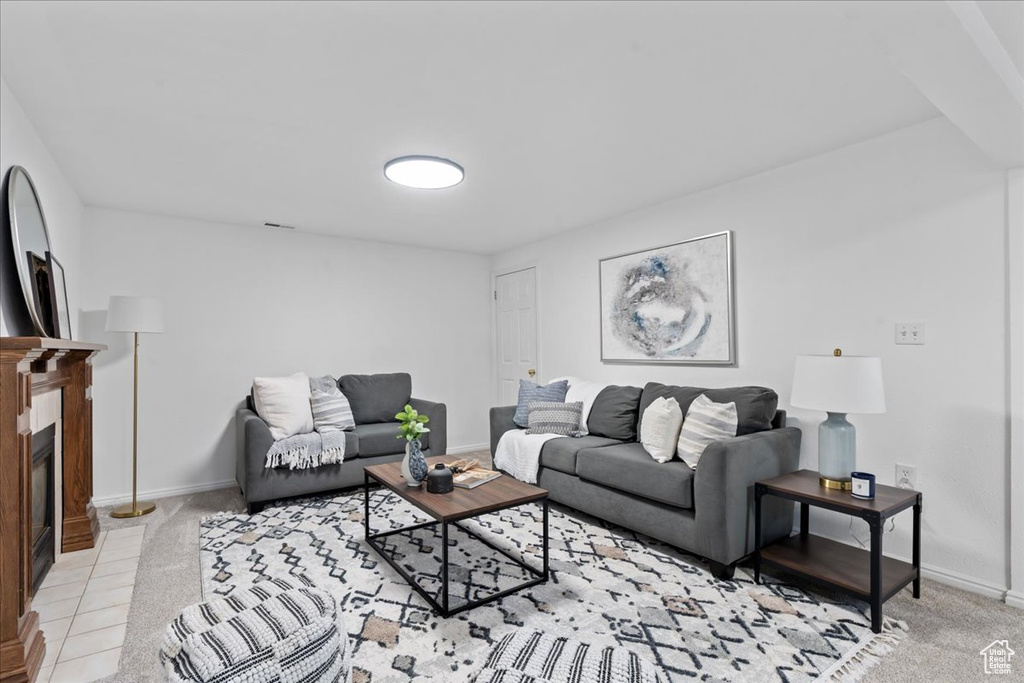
xmin=363 ymin=456 xmax=549 ymax=617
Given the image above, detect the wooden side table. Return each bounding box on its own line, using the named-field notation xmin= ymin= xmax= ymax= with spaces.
xmin=754 ymin=469 xmax=921 ymax=633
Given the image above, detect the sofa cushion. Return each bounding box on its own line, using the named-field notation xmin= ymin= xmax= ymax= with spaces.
xmin=575 ymin=442 xmax=695 ymax=509
xmin=339 ymin=373 xmax=412 ymax=424
xmin=353 ymin=422 xmax=404 ymax=458
xmin=539 ymin=435 xmax=623 ymax=475
xmin=639 ymin=383 xmax=778 ymax=436
xmin=586 ymin=385 xmax=642 ymax=441
xmin=341 ymin=431 xmax=360 ymax=460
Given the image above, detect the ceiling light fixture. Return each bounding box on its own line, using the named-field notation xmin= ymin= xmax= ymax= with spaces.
xmin=384 ymin=155 xmax=464 ymax=190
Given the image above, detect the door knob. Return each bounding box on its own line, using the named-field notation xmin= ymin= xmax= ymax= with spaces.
xmin=528 ymin=369 xmax=536 ymax=378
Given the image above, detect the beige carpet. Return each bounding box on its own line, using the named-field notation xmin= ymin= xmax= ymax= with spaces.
xmin=91 ymin=461 xmax=1020 ymax=682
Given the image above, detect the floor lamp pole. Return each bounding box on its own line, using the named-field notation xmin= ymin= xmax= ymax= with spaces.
xmin=111 ymin=331 xmax=156 ymax=518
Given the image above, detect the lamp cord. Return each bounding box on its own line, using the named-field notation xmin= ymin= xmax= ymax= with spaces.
xmin=849 ymin=516 xmax=895 ymax=548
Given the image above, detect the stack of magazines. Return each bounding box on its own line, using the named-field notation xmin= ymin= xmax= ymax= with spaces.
xmin=449 ymin=458 xmax=503 ymax=489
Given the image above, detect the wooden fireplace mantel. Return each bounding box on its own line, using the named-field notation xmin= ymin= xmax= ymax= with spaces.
xmin=1 ymin=337 xmax=106 ymax=683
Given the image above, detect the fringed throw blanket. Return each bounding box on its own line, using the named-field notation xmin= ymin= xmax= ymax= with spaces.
xmin=264 ymin=374 xmax=351 ymax=470
xmin=265 ymin=427 xmax=346 ymax=469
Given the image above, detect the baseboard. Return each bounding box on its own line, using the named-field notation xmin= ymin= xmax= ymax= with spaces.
xmin=788 ymin=526 xmax=1009 ymax=601
xmin=919 ymin=565 xmax=1008 ymax=601
xmin=93 ymin=479 xmax=237 ymax=508
xmin=446 ymin=442 xmax=490 ymax=455
xmin=1004 ymin=590 xmax=1024 ymax=609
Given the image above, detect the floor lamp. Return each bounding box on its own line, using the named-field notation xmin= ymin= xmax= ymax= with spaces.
xmin=106 ymin=295 xmax=164 ymax=518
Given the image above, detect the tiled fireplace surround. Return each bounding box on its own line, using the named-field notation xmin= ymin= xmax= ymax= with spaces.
xmin=25 ymin=390 xmax=141 ymax=683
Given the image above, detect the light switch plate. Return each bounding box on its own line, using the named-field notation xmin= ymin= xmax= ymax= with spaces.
xmin=896 ymin=322 xmax=925 ymax=345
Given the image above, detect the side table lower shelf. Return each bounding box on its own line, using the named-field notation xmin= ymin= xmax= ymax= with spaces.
xmin=754 ymin=470 xmax=922 ymax=634
xmin=760 ymin=534 xmax=918 ymax=604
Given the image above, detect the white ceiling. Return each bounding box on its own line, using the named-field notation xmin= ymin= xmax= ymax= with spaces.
xmin=0 ymin=0 xmax=945 ymax=254
xmin=977 ymin=0 xmax=1024 ymax=75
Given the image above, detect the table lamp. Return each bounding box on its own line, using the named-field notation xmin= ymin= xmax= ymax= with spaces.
xmin=790 ymin=349 xmax=885 ymax=490
xmin=106 ymin=295 xmax=164 ymax=518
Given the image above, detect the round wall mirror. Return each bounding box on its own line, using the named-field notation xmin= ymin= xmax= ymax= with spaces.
xmin=7 ymin=166 xmax=54 ymax=336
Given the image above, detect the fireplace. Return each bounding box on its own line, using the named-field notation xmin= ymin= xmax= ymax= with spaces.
xmin=30 ymin=423 xmax=56 ymax=593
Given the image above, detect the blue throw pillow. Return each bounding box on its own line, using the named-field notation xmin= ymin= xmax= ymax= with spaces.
xmin=514 ymin=379 xmax=569 ymax=428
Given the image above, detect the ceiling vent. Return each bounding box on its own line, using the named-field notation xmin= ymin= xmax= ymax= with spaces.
xmin=263 ymin=222 xmax=297 ymax=230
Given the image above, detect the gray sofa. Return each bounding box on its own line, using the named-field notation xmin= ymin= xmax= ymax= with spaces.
xmin=237 ymin=372 xmax=446 ymax=513
xmin=490 ymin=382 xmax=800 ymax=579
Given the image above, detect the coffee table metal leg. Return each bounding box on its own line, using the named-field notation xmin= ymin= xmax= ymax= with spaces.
xmin=441 ymin=521 xmax=450 ymax=615
xmin=542 ymin=498 xmax=549 ymax=578
xmin=363 ymin=471 xmax=371 ymax=539
xmin=754 ymin=486 xmax=762 ymax=585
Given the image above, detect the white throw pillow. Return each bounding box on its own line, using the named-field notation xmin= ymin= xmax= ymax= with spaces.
xmin=551 ymin=376 xmax=609 ymax=436
xmin=252 ymin=373 xmax=314 ymax=441
xmin=677 ymin=394 xmax=739 ymax=469
xmin=639 ymin=396 xmax=684 ymax=463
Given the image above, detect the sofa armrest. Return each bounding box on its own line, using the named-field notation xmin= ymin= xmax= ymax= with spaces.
xmin=236 ymin=408 xmax=274 ymax=498
xmin=489 ymin=405 xmax=519 ymax=457
xmin=409 ymin=398 xmax=446 ymax=455
xmin=693 ymin=427 xmax=802 ymax=565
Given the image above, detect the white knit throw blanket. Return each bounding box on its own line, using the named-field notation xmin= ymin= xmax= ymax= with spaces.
xmin=493 ymin=429 xmax=560 ymax=484
xmin=265 ymin=428 xmax=346 ymax=470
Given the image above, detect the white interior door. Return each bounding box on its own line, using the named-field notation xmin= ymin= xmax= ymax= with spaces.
xmin=495 ymin=267 xmax=538 ymax=405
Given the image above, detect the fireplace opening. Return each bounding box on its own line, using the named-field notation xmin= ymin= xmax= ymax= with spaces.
xmin=31 ymin=423 xmax=55 ymax=594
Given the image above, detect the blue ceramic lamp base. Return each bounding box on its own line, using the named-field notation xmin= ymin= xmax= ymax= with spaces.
xmin=818 ymin=412 xmax=855 ymax=491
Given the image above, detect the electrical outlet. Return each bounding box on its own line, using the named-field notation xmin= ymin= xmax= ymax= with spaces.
xmin=895 ymin=321 xmax=925 ymax=345
xmin=895 ymin=463 xmax=917 ymax=490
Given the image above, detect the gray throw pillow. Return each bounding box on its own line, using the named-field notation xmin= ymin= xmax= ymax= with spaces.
xmin=526 ymin=401 xmax=584 ymax=437
xmin=586 ymin=385 xmax=643 ymax=441
xmin=310 ymin=387 xmax=355 ymax=431
xmin=514 ymin=379 xmax=569 ymax=428
xmin=338 ymin=373 xmax=412 ymax=424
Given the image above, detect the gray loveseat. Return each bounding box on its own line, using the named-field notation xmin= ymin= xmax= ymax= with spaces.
xmin=490 ymin=382 xmax=800 ymax=579
xmin=237 ymin=372 xmax=446 ymax=513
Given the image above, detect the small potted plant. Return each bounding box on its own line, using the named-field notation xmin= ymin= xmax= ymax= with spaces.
xmin=396 ymin=404 xmax=430 ymax=486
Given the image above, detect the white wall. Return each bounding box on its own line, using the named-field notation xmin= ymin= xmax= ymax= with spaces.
xmin=80 ymin=208 xmax=492 ymax=502
xmin=0 ymin=77 xmax=83 ymax=336
xmin=1008 ymin=168 xmax=1024 ymax=608
xmin=492 ymin=118 xmax=1011 ymax=596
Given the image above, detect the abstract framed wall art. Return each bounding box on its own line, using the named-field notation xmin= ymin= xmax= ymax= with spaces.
xmin=599 ymin=230 xmax=734 ymax=365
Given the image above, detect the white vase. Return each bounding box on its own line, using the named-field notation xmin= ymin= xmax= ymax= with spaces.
xmin=401 ymin=439 xmax=427 ymax=486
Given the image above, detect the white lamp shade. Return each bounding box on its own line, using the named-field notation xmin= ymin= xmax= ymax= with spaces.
xmin=791 ymin=354 xmax=885 ymax=414
xmin=106 ymin=296 xmax=164 ymax=333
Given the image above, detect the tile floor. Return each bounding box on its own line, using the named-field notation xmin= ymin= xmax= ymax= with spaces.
xmin=33 ymin=525 xmax=144 ymax=683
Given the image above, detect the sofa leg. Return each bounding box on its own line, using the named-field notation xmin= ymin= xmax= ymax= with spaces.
xmin=708 ymin=560 xmax=736 ymax=580
xmin=247 ymin=501 xmax=265 ymax=515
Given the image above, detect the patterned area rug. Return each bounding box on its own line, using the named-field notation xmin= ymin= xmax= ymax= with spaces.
xmin=199 ymin=489 xmax=906 ymax=683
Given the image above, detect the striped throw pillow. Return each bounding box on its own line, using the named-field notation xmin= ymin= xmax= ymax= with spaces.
xmin=677 ymin=393 xmax=738 ymax=469
xmin=514 ymin=379 xmax=569 ymax=428
xmin=310 ymin=387 xmax=355 ymax=431
xmin=526 ymin=401 xmax=584 ymax=437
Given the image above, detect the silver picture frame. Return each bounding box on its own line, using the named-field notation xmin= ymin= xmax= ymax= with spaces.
xmin=599 ymin=230 xmax=735 ymax=365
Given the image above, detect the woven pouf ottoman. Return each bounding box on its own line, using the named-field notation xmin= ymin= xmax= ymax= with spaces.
xmin=160 ymin=578 xmax=351 ymax=683
xmin=474 ymin=630 xmax=664 ymax=683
